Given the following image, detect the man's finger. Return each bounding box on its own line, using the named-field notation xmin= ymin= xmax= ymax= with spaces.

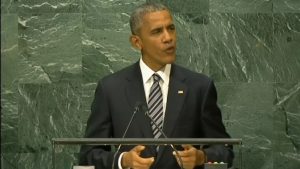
xmin=138 ymin=157 xmax=155 ymax=165
xmin=182 ymin=144 xmax=193 ymax=150
xmin=133 ymin=145 xmax=145 ymax=155
xmin=174 ymin=150 xmax=189 ymax=157
xmin=131 ymin=157 xmax=155 ymax=169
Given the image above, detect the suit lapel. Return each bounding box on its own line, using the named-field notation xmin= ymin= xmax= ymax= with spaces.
xmin=124 ymin=62 xmax=154 ymax=138
xmin=163 ymin=65 xmax=187 ymax=137
xmin=156 ymin=65 xmax=187 ymax=161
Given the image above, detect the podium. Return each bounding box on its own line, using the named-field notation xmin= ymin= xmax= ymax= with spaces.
xmin=52 ymin=138 xmax=242 ymax=169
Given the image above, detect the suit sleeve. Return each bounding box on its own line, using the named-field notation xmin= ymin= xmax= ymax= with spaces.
xmin=200 ymin=79 xmax=234 ymax=166
xmin=78 ymin=80 xmax=120 ymax=169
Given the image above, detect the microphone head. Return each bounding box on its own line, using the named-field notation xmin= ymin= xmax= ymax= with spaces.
xmin=134 ymin=101 xmax=148 ymax=113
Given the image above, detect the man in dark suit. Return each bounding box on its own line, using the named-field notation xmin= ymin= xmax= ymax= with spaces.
xmin=79 ymin=2 xmax=233 ymax=169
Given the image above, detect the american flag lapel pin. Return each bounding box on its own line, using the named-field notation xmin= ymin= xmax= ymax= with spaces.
xmin=178 ymin=90 xmax=184 ymax=95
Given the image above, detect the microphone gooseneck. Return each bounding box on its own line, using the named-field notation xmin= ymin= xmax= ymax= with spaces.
xmin=111 ymin=102 xmax=142 ymax=169
xmin=141 ymin=104 xmax=184 ymax=169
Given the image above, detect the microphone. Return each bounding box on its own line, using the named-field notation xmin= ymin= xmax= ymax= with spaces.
xmin=140 ymin=104 xmax=184 ymax=169
xmin=111 ymin=102 xmax=142 ymax=169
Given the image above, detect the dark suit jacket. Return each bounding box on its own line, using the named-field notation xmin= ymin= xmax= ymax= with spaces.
xmin=79 ymin=62 xmax=233 ymax=169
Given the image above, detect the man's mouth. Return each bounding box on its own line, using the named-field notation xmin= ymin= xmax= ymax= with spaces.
xmin=165 ymin=46 xmax=176 ymax=53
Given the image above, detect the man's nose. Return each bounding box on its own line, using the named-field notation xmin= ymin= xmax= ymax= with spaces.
xmin=162 ymin=30 xmax=173 ymax=43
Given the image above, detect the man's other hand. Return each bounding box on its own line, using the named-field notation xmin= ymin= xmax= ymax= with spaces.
xmin=173 ymin=144 xmax=206 ymax=169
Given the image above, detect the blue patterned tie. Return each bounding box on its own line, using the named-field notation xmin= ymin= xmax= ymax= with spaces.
xmin=148 ymin=73 xmax=163 ymax=138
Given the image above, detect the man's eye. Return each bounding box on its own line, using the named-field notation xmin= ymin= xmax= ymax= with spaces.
xmin=169 ymin=25 xmax=176 ymax=30
xmin=152 ymin=29 xmax=161 ymax=34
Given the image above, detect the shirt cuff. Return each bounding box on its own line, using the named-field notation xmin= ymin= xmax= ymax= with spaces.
xmin=118 ymin=152 xmax=126 ymax=169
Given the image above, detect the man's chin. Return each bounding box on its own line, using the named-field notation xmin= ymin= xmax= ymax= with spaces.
xmin=164 ymin=55 xmax=176 ymax=64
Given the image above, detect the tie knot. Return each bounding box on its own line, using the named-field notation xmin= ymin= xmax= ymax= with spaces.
xmin=152 ymin=73 xmax=161 ymax=82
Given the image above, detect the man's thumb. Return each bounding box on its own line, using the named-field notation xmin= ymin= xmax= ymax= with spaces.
xmin=134 ymin=145 xmax=145 ymax=154
xmin=182 ymin=144 xmax=193 ymax=150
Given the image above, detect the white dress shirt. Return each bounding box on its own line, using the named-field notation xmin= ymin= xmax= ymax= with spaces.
xmin=139 ymin=58 xmax=171 ymax=115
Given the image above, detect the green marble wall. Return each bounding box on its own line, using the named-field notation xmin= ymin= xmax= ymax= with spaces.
xmin=1 ymin=0 xmax=300 ymax=168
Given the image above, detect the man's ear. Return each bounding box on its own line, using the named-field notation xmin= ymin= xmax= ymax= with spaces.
xmin=130 ymin=35 xmax=142 ymax=50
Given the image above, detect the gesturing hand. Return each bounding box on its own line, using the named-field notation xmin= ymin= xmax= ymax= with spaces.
xmin=121 ymin=145 xmax=155 ymax=169
xmin=173 ymin=144 xmax=206 ymax=169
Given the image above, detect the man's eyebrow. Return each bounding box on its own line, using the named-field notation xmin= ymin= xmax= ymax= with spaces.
xmin=150 ymin=23 xmax=175 ymax=32
xmin=150 ymin=27 xmax=163 ymax=33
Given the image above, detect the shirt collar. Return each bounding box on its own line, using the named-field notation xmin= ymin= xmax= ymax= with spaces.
xmin=139 ymin=58 xmax=171 ymax=84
